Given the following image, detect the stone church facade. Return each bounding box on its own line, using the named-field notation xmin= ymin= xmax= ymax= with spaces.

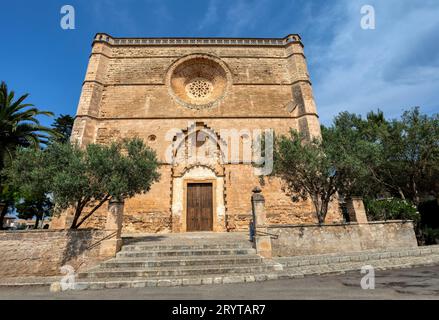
xmin=52 ymin=33 xmax=342 ymax=233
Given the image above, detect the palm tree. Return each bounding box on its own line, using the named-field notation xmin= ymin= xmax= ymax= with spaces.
xmin=0 ymin=81 xmax=56 ymax=229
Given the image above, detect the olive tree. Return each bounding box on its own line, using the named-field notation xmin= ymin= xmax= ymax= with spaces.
xmin=5 ymin=138 xmax=160 ymax=229
xmin=274 ymin=129 xmax=374 ymax=224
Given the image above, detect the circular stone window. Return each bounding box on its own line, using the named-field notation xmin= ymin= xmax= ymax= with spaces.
xmin=166 ymin=55 xmax=231 ymax=110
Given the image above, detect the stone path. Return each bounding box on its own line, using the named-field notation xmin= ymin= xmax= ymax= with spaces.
xmin=1 ymin=265 xmax=439 ymax=299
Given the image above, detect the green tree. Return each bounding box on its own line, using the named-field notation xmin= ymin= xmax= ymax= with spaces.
xmin=274 ymin=129 xmax=372 ymax=223
xmin=15 ymin=197 xmax=53 ymax=229
xmin=0 ymin=81 xmax=56 ymax=228
xmin=4 ymin=146 xmax=52 ymax=229
xmin=5 ymin=138 xmax=160 ymax=229
xmin=0 ymin=81 xmax=55 ymax=171
xmin=50 ymin=114 xmax=74 ymax=144
xmin=0 ymin=185 xmax=19 ymax=230
xmin=382 ymin=108 xmax=439 ymax=204
xmin=328 ymin=110 xmax=389 ymax=197
xmin=335 ymin=108 xmax=439 ymax=203
xmin=329 ymin=108 xmax=439 ymax=204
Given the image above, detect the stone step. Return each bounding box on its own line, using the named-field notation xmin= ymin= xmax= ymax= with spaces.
xmin=73 ymin=272 xmax=285 ymax=290
xmin=78 ymin=264 xmax=276 ymax=279
xmin=73 ymin=253 xmax=439 ymax=290
xmin=120 ymin=242 xmax=253 ymax=252
xmin=100 ymin=255 xmax=263 ymax=269
xmin=116 ymin=248 xmax=257 ymax=258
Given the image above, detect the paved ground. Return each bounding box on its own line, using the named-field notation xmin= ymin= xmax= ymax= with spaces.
xmin=0 ymin=264 xmax=438 ymax=300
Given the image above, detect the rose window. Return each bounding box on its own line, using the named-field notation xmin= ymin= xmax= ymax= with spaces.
xmin=167 ymin=55 xmax=231 ymax=109
xmin=186 ymin=78 xmax=213 ymax=99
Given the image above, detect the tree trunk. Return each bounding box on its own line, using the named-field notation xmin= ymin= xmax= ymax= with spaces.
xmin=412 ymin=180 xmax=420 ymax=206
xmin=75 ymin=196 xmax=110 ymax=229
xmin=311 ymin=194 xmax=328 ymax=225
xmin=398 ymin=187 xmax=406 ymax=200
xmin=34 ymin=215 xmax=41 ymax=229
xmin=319 ymin=200 xmax=329 ymax=224
xmin=70 ymin=207 xmax=82 ymax=229
xmin=70 ymin=199 xmax=89 ymax=229
xmin=0 ymin=203 xmax=8 ymax=230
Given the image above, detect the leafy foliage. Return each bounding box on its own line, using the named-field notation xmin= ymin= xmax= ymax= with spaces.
xmin=274 ymin=129 xmax=372 ymax=223
xmin=5 ymin=147 xmax=53 ymax=228
xmin=15 ymin=197 xmax=53 ymax=229
xmin=364 ymin=198 xmax=420 ymax=223
xmin=330 ymin=108 xmax=439 ymax=203
xmin=0 ymin=81 xmax=56 ymax=228
xmin=0 ymin=81 xmax=56 ymax=171
xmin=50 ymin=114 xmax=74 ymax=144
xmin=274 ymin=107 xmax=437 ymax=226
xmin=421 ymin=227 xmax=439 ymax=245
xmin=4 ymin=138 xmax=160 ymax=229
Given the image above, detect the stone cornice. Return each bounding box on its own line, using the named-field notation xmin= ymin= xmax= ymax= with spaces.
xmin=92 ymin=33 xmax=303 ymax=48
xmin=74 ymin=113 xmax=320 ymax=121
xmin=82 ymin=79 xmax=312 ymax=87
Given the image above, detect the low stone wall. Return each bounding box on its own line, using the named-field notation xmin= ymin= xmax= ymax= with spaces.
xmin=267 ymin=220 xmax=418 ymax=257
xmin=0 ymin=229 xmax=115 ymax=277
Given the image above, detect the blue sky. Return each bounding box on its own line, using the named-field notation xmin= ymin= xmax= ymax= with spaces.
xmin=0 ymin=0 xmax=438 ymax=126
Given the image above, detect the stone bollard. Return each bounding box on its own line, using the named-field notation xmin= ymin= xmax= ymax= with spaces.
xmin=346 ymin=197 xmax=368 ymax=224
xmin=251 ymin=187 xmax=272 ymax=258
xmin=99 ymin=198 xmax=124 ymax=257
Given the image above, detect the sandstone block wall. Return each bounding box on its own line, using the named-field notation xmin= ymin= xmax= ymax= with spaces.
xmin=0 ymin=230 xmax=114 ymax=277
xmin=268 ymin=221 xmax=418 ymax=257
xmin=59 ymin=34 xmax=341 ymax=233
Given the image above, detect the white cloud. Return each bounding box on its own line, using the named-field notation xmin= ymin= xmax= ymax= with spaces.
xmin=198 ymin=0 xmax=219 ymax=31
xmin=219 ymin=0 xmax=272 ymax=36
xmin=306 ymin=0 xmax=439 ymax=124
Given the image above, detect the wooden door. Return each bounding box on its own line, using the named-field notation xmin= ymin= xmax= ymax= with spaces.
xmin=187 ymin=183 xmax=213 ymax=231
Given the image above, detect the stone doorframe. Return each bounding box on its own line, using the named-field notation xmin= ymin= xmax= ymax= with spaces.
xmin=171 ymin=165 xmax=226 ymax=232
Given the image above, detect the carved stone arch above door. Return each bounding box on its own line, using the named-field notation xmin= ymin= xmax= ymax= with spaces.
xmin=169 ymin=121 xmax=227 ymax=170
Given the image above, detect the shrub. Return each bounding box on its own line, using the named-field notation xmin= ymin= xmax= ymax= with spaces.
xmin=422 ymin=227 xmax=439 ymax=245
xmin=364 ymin=198 xmax=420 ymax=222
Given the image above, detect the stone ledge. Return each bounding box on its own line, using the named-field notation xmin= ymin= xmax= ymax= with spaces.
xmin=266 ymin=220 xmax=414 ymax=229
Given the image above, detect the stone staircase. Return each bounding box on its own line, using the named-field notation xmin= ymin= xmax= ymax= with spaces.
xmin=72 ymin=232 xmax=439 ymax=290
xmin=74 ymin=232 xmax=283 ymax=290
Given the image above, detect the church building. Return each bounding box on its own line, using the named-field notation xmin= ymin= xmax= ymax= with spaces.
xmin=55 ymin=33 xmax=342 ymax=233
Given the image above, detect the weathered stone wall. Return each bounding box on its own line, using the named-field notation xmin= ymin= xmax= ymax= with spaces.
xmin=225 ymin=165 xmax=342 ymax=231
xmin=268 ymin=221 xmax=418 ymax=257
xmin=0 ymin=230 xmax=114 ymax=277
